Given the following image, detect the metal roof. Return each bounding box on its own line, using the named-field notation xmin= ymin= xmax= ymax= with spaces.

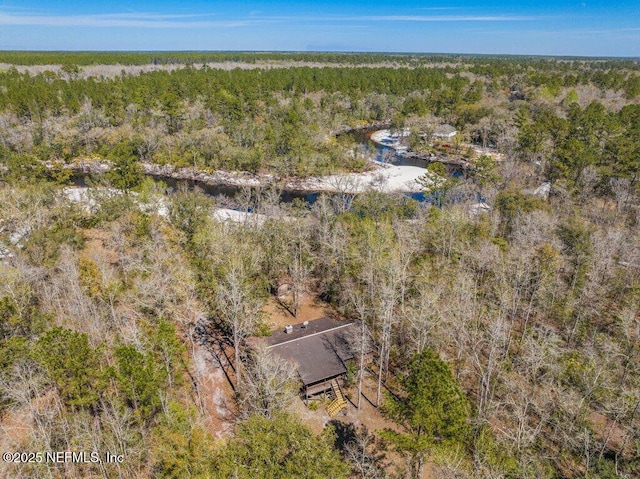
xmin=433 ymin=124 xmax=457 ymax=136
xmin=265 ymin=317 xmax=356 ymax=386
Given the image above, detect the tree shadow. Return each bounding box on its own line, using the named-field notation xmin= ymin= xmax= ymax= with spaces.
xmin=274 ymin=295 xmax=296 ymax=318
xmin=328 ymin=419 xmax=357 ymax=452
xmin=194 ymin=316 xmax=237 ymax=392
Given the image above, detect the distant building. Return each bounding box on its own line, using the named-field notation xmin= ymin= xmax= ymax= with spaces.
xmin=433 ymin=124 xmax=457 ymax=140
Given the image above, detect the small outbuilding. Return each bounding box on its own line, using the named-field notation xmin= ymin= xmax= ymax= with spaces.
xmin=433 ymin=124 xmax=457 ymax=139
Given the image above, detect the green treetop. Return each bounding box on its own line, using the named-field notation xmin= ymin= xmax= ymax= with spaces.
xmin=382 ymin=349 xmax=470 ymax=479
xmin=214 ymin=412 xmax=348 ymax=479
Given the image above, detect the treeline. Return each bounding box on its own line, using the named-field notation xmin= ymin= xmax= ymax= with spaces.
xmin=0 ymin=51 xmax=458 ymax=66
xmin=0 ymin=65 xmax=472 ymax=113
xmin=2 ymin=51 xmax=638 ymax=69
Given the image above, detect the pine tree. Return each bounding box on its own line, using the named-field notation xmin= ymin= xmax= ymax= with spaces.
xmin=382 ymin=349 xmax=470 ymax=479
xmin=214 ymin=413 xmax=349 ymax=479
xmin=33 ymin=327 xmax=105 ymax=409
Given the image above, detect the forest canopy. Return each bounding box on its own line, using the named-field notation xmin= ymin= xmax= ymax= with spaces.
xmin=0 ymin=52 xmax=639 ymax=479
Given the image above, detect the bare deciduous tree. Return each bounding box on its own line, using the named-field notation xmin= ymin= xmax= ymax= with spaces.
xmin=344 ymin=426 xmax=386 ymax=479
xmin=345 ymin=280 xmax=374 ymax=410
xmin=216 ymin=256 xmax=264 ymax=389
xmin=238 ymin=342 xmax=298 ymax=419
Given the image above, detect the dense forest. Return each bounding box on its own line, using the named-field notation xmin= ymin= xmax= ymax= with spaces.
xmin=0 ymin=52 xmax=639 ymax=479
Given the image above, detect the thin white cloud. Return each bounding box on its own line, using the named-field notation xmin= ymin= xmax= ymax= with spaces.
xmin=0 ymin=11 xmax=265 ymax=28
xmin=0 ymin=7 xmax=544 ymax=29
xmin=460 ymin=26 xmax=640 ymax=40
xmin=0 ymin=5 xmax=36 ymax=11
xmin=349 ymin=15 xmax=538 ymax=22
xmin=97 ymin=12 xmax=217 ymax=20
xmin=416 ymin=7 xmax=465 ymax=11
xmin=578 ymin=27 xmax=640 ymax=34
xmin=263 ymin=13 xmax=540 ymax=24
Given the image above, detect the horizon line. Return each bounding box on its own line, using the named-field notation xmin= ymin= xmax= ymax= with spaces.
xmin=0 ymin=50 xmax=638 ymax=61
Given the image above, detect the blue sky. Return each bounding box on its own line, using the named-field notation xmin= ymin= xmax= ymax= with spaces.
xmin=0 ymin=1 xmax=638 ymax=56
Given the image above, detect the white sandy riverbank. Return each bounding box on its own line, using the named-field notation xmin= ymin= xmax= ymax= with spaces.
xmin=287 ymin=163 xmax=431 ymax=194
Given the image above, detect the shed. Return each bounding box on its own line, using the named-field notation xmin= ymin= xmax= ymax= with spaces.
xmin=433 ymin=124 xmax=457 ymax=139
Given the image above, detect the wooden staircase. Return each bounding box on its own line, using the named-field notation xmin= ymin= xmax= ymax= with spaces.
xmin=326 ymin=380 xmax=347 ymax=417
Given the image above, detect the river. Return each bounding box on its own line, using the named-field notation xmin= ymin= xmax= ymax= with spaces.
xmin=74 ymin=127 xmax=451 ymax=207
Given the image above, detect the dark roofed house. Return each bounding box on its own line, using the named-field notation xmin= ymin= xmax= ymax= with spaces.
xmin=261 ymin=317 xmax=358 ymax=400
